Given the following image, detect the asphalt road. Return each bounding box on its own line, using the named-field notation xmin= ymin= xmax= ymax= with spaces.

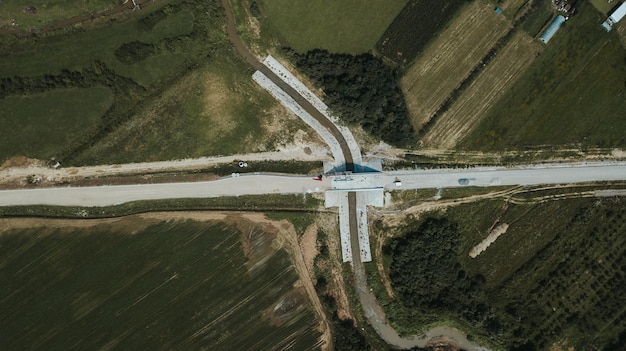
xmin=0 ymin=175 xmax=331 ymax=207
xmin=330 ymin=162 xmax=626 ymax=190
xmin=2 ymin=163 xmax=625 ymax=207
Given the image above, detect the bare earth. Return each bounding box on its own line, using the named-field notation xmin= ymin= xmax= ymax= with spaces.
xmin=469 ymin=223 xmax=509 ymax=258
xmin=0 ymin=142 xmax=330 ymax=188
xmin=423 ymin=31 xmax=542 ymax=149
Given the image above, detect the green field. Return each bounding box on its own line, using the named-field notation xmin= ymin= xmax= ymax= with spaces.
xmin=371 ymin=194 xmax=626 ymax=350
xmin=0 ymin=219 xmax=321 ymax=350
xmin=68 ymin=51 xmax=305 ymax=165
xmin=590 ymin=0 xmax=620 ymax=15
xmin=0 ymin=86 xmax=113 ymax=162
xmin=0 ymin=0 xmax=119 ymax=29
xmin=521 ymin=0 xmax=555 ymax=37
xmin=0 ymin=0 xmax=303 ymax=166
xmin=461 ymin=2 xmax=626 ymax=150
xmin=0 ymin=6 xmax=196 ymax=86
xmin=255 ymin=0 xmax=408 ymax=54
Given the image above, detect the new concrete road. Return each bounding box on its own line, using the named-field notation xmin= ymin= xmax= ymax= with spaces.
xmin=0 ymin=175 xmax=331 ymax=207
xmin=332 ymin=162 xmax=626 ymax=190
xmin=2 ymin=162 xmax=625 ymax=207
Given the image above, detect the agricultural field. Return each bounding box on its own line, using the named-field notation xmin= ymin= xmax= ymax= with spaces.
xmin=68 ymin=51 xmax=310 ymax=165
xmin=461 ymin=2 xmax=626 ymax=150
xmin=253 ymin=0 xmax=408 ymax=54
xmin=0 ymin=0 xmax=309 ymax=166
xmin=590 ymin=0 xmax=619 ymax=15
xmin=0 ymin=86 xmax=113 ymax=162
xmin=400 ymin=0 xmax=511 ymax=133
xmin=422 ymin=31 xmax=542 ymax=149
xmin=375 ymin=0 xmax=467 ymax=66
xmin=0 ymin=215 xmax=322 ymax=350
xmin=370 ymin=194 xmax=626 ymax=350
xmin=497 ymin=0 xmax=530 ymax=19
xmin=520 ymin=0 xmax=555 ymax=37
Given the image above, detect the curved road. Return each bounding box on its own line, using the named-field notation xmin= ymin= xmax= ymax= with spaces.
xmin=220 ymin=0 xmax=355 ymax=171
xmin=219 ymin=1 xmax=496 ymax=349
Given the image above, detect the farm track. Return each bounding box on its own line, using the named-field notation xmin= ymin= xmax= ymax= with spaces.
xmin=423 ymin=31 xmax=542 ymax=148
xmin=220 ymin=0 xmax=355 ymax=171
xmin=401 ymin=0 xmax=510 ymax=131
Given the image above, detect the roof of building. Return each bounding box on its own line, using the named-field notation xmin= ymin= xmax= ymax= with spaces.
xmin=539 ymin=15 xmax=566 ymax=44
xmin=609 ymin=2 xmax=626 ymax=23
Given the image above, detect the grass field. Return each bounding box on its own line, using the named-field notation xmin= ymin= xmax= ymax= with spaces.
xmin=0 ymin=6 xmax=196 ymax=86
xmin=256 ymin=0 xmax=408 ymax=54
xmin=0 ymin=86 xmax=113 ymax=163
xmin=400 ymin=0 xmax=510 ymax=133
xmin=375 ymin=0 xmax=467 ymax=65
xmin=461 ymin=2 xmax=626 ymax=150
xmin=68 ymin=53 xmax=309 ymax=164
xmin=521 ymin=0 xmax=555 ymax=37
xmin=372 ymin=194 xmax=626 ymax=349
xmin=1 ymin=0 xmax=309 ymax=166
xmin=0 ymin=218 xmax=322 ymax=350
xmin=0 ymin=0 xmax=118 ymax=29
xmin=423 ymin=31 xmax=541 ymax=149
xmin=590 ymin=0 xmax=620 ymax=15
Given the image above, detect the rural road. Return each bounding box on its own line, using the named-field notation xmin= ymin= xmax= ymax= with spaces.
xmin=220 ymin=0 xmax=355 ymax=171
xmin=2 ymin=162 xmax=625 ymax=206
xmin=3 ymin=2 xmax=624 ymax=350
xmin=333 ymin=162 xmax=626 ymax=190
xmin=0 ymin=175 xmax=331 ymax=207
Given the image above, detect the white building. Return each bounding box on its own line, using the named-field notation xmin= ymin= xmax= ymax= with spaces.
xmin=602 ymin=1 xmax=626 ymax=31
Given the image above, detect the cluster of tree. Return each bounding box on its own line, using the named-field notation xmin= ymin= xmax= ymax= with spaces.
xmin=386 ymin=218 xmax=486 ymax=311
xmin=285 ymin=49 xmax=415 ymax=147
xmin=315 ymin=276 xmax=371 ymax=351
xmin=115 ymin=41 xmax=156 ymax=64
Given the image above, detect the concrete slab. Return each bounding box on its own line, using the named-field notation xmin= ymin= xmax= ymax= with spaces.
xmin=252 ymin=71 xmax=345 ymax=165
xmin=262 ymin=56 xmax=362 ymax=165
xmin=324 ymin=190 xmax=352 ymax=262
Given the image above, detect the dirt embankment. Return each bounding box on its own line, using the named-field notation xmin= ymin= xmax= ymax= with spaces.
xmin=0 ymin=143 xmax=329 ymax=189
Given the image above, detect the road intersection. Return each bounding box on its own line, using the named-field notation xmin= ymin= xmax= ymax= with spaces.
xmin=1 ymin=1 xmax=624 ymax=349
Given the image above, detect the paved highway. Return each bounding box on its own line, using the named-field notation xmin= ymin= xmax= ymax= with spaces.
xmin=332 ymin=162 xmax=626 ymax=190
xmin=2 ymin=162 xmax=625 ymax=207
xmin=0 ymin=175 xmax=331 ymax=207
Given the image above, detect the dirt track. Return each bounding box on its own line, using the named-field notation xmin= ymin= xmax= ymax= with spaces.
xmin=220 ymin=0 xmax=355 ymax=171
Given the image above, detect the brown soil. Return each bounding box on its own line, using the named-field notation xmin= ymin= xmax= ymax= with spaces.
xmin=423 ymin=31 xmax=542 ymax=149
xmin=300 ymin=223 xmax=319 ymax=277
xmin=317 ymin=212 xmax=353 ymax=321
xmin=0 ymin=211 xmax=332 ymax=349
xmin=425 ymin=336 xmax=463 ymax=351
xmin=0 ymin=156 xmax=43 ymax=169
xmin=401 ymin=0 xmax=510 ymax=131
xmin=373 ymin=231 xmax=395 ymax=298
